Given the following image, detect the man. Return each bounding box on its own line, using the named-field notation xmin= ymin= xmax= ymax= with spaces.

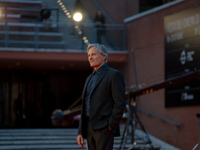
xmin=77 ymin=43 xmax=126 ymax=150
xmin=39 ymin=5 xmax=51 ymax=29
xmin=94 ymin=10 xmax=105 ymax=44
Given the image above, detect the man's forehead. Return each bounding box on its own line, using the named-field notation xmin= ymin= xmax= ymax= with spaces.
xmin=88 ymin=47 xmax=99 ymax=53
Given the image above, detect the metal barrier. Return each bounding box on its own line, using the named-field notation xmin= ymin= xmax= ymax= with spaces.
xmin=1 ymin=20 xmax=126 ymax=50
xmin=137 ymin=107 xmax=182 ymax=129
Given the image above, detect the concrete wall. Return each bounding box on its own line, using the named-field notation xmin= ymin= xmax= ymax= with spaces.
xmin=126 ymin=0 xmax=200 ymax=150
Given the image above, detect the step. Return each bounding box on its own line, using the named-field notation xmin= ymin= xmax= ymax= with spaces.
xmin=0 ymin=22 xmax=58 ymax=32
xmin=1 ymin=7 xmax=40 ymax=16
xmin=0 ymin=127 xmax=160 ymax=150
xmin=0 ymin=14 xmax=21 ymax=21
xmin=0 ymin=144 xmax=157 ymax=150
xmin=0 ymin=0 xmax=42 ymax=8
xmin=0 ymin=31 xmax=62 ymax=41
xmin=0 ymin=40 xmax=65 ymax=49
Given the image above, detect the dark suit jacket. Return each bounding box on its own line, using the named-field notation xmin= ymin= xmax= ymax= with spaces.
xmin=78 ymin=64 xmax=126 ymax=138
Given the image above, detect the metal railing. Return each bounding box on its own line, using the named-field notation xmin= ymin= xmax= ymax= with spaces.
xmin=0 ymin=5 xmax=127 ymax=51
xmin=137 ymin=107 xmax=182 ymax=129
xmin=1 ymin=20 xmax=126 ymax=51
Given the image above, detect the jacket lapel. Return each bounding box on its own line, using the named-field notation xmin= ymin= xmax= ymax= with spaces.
xmin=91 ymin=65 xmax=109 ymax=94
xmin=82 ymin=74 xmax=93 ymax=101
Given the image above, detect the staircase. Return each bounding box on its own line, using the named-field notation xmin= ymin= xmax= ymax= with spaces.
xmin=0 ymin=126 xmax=160 ymax=150
xmin=0 ymin=0 xmax=65 ymax=49
xmin=0 ymin=0 xmax=120 ymax=51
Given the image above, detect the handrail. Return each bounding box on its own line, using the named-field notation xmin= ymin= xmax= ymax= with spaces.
xmin=137 ymin=107 xmax=182 ymax=129
xmin=1 ymin=20 xmax=126 ymax=50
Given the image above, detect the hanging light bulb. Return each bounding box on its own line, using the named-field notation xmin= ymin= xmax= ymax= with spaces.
xmin=73 ymin=12 xmax=82 ymax=22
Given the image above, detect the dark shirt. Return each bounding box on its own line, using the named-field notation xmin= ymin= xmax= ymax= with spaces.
xmin=85 ymin=63 xmax=107 ymax=117
xmin=94 ymin=15 xmax=105 ymax=28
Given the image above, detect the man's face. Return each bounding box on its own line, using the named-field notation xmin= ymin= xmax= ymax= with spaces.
xmin=88 ymin=47 xmax=106 ymax=70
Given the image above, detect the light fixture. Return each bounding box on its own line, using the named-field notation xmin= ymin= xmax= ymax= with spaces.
xmin=73 ymin=12 xmax=82 ymax=22
xmin=82 ymin=36 xmax=86 ymax=40
xmin=78 ymin=31 xmax=82 ymax=35
xmin=84 ymin=39 xmax=88 ymax=43
xmin=75 ymin=25 xmax=79 ymax=29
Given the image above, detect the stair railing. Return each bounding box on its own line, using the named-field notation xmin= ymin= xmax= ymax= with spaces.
xmin=137 ymin=107 xmax=182 ymax=129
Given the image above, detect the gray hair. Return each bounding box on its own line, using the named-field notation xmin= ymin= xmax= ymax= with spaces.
xmin=87 ymin=43 xmax=108 ymax=63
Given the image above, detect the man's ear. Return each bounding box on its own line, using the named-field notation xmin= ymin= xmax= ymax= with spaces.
xmin=102 ymin=54 xmax=106 ymax=61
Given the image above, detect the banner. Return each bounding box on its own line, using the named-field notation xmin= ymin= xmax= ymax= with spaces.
xmin=164 ymin=6 xmax=200 ymax=107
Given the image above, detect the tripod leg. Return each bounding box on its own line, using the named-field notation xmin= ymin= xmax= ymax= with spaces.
xmin=119 ymin=109 xmax=132 ymax=150
xmin=130 ymin=112 xmax=136 ymax=145
xmin=133 ymin=108 xmax=154 ymax=150
xmin=192 ymin=117 xmax=200 ymax=150
xmin=119 ymin=117 xmax=128 ymax=150
xmin=192 ymin=143 xmax=199 ymax=150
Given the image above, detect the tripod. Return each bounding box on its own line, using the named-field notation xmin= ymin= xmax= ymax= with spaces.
xmin=119 ymin=94 xmax=154 ymax=150
xmin=192 ymin=113 xmax=200 ymax=150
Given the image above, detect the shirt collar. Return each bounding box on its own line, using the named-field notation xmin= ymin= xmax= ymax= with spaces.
xmin=93 ymin=63 xmax=107 ymax=75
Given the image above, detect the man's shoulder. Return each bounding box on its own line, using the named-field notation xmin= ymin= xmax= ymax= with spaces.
xmin=107 ymin=67 xmax=124 ymax=79
xmin=107 ymin=67 xmax=122 ymax=74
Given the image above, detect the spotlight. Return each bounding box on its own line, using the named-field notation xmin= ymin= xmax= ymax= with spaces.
xmin=73 ymin=12 xmax=82 ymax=22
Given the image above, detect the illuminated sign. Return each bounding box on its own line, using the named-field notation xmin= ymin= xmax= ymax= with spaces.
xmin=164 ymin=6 xmax=200 ymax=107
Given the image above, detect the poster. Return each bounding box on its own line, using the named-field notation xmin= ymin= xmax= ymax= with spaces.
xmin=164 ymin=6 xmax=200 ymax=107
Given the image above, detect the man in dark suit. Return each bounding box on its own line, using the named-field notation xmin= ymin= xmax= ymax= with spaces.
xmin=77 ymin=43 xmax=126 ymax=150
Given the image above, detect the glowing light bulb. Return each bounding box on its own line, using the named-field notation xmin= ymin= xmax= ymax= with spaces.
xmin=82 ymin=36 xmax=87 ymax=40
xmin=73 ymin=13 xmax=82 ymax=22
xmin=78 ymin=31 xmax=82 ymax=35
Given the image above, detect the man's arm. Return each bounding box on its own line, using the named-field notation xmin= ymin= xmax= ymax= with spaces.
xmin=77 ymin=135 xmax=84 ymax=148
xmin=109 ymin=71 xmax=126 ymax=130
xmin=77 ymin=115 xmax=84 ymax=148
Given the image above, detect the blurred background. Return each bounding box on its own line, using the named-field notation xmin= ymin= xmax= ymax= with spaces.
xmin=0 ymin=0 xmax=200 ymax=150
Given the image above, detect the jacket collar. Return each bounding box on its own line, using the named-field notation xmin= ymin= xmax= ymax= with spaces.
xmin=82 ymin=64 xmax=109 ymax=99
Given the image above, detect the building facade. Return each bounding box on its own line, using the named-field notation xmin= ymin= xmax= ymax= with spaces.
xmin=0 ymin=0 xmax=200 ymax=149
